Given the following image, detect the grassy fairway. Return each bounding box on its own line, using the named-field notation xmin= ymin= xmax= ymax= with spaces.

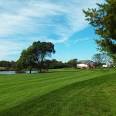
xmin=0 ymin=69 xmax=116 ymax=116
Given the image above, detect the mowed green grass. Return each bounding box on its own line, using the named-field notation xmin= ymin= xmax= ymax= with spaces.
xmin=0 ymin=69 xmax=116 ymax=116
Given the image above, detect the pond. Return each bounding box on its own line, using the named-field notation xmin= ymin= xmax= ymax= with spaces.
xmin=0 ymin=71 xmax=16 ymax=74
xmin=0 ymin=71 xmax=38 ymax=74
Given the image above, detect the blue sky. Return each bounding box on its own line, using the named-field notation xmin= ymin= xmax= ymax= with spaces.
xmin=0 ymin=0 xmax=103 ymax=61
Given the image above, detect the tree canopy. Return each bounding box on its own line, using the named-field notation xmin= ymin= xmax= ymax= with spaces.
xmin=17 ymin=41 xmax=55 ymax=73
xmin=84 ymin=0 xmax=116 ymax=62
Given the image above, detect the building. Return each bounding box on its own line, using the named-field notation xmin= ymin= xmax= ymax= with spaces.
xmin=77 ymin=60 xmax=96 ymax=69
xmin=102 ymin=61 xmax=113 ymax=68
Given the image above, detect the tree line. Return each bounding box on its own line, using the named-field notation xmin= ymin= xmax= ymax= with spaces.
xmin=0 ymin=59 xmax=78 ymax=72
xmin=0 ymin=61 xmax=16 ymax=71
xmin=0 ymin=52 xmax=113 ymax=72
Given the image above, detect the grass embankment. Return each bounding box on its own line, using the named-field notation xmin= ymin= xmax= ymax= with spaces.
xmin=0 ymin=69 xmax=116 ymax=116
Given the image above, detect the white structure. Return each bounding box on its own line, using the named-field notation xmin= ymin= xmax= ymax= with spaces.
xmin=77 ymin=64 xmax=89 ymax=68
xmin=102 ymin=64 xmax=108 ymax=68
xmin=102 ymin=61 xmax=113 ymax=68
xmin=77 ymin=60 xmax=96 ymax=69
xmin=102 ymin=64 xmax=112 ymax=68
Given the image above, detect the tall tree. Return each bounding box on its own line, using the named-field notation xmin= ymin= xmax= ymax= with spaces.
xmin=84 ymin=0 xmax=116 ymax=62
xmin=31 ymin=41 xmax=55 ymax=72
xmin=17 ymin=41 xmax=55 ymax=73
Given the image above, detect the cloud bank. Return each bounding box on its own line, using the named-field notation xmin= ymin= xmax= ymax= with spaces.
xmin=0 ymin=0 xmax=101 ymax=60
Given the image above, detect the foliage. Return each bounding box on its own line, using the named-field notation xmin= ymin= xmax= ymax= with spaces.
xmin=46 ymin=59 xmax=68 ymax=69
xmin=67 ymin=59 xmax=78 ymax=68
xmin=84 ymin=0 xmax=116 ymax=61
xmin=17 ymin=41 xmax=55 ymax=73
xmin=17 ymin=49 xmax=35 ymax=73
xmin=0 ymin=61 xmax=16 ymax=70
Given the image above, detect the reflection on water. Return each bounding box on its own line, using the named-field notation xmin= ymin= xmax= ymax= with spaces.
xmin=0 ymin=71 xmax=38 ymax=74
xmin=0 ymin=71 xmax=16 ymax=74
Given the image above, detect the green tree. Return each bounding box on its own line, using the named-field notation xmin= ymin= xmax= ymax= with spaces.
xmin=84 ymin=0 xmax=116 ymax=62
xmin=17 ymin=49 xmax=35 ymax=74
xmin=0 ymin=61 xmax=16 ymax=71
xmin=67 ymin=59 xmax=78 ymax=68
xmin=31 ymin=41 xmax=55 ymax=72
xmin=17 ymin=41 xmax=55 ymax=73
xmin=48 ymin=59 xmax=66 ymax=69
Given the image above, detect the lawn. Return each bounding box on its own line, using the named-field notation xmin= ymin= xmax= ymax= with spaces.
xmin=0 ymin=69 xmax=116 ymax=116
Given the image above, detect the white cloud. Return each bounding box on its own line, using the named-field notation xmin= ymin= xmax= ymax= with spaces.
xmin=0 ymin=40 xmax=24 ymax=60
xmin=0 ymin=0 xmax=102 ymax=60
xmin=0 ymin=0 xmax=100 ymax=37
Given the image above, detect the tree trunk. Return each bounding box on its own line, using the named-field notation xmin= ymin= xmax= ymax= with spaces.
xmin=39 ymin=67 xmax=42 ymax=73
xmin=29 ymin=69 xmax=32 ymax=74
xmin=39 ymin=62 xmax=43 ymax=73
xmin=39 ymin=60 xmax=44 ymax=73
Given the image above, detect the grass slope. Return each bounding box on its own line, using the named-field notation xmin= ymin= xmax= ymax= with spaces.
xmin=0 ymin=69 xmax=116 ymax=116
